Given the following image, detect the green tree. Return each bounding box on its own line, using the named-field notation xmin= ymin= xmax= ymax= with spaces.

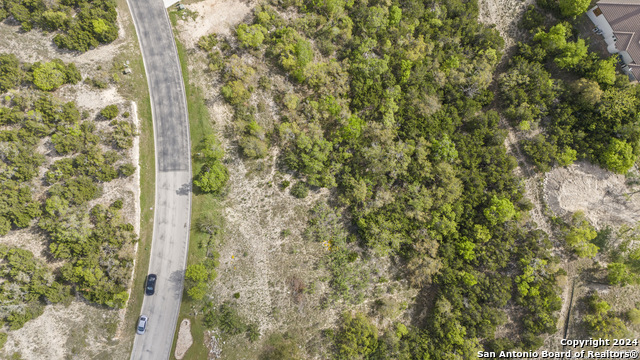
xmin=559 ymin=0 xmax=591 ymax=17
xmin=583 ymin=295 xmax=627 ymax=339
xmin=187 ymin=282 xmax=208 ymax=300
xmin=566 ymin=213 xmax=599 ymax=258
xmin=554 ymin=39 xmax=588 ymax=69
xmin=336 ymin=312 xmax=379 ymax=359
xmin=534 ymin=23 xmax=568 ymax=51
xmin=571 ymin=78 xmax=603 ymax=107
xmin=221 ymin=80 xmax=251 ymax=106
xmin=0 ymin=53 xmax=23 ymax=91
xmin=237 ymin=24 xmax=267 ymax=48
xmin=602 ymin=138 xmax=636 ymax=174
xmin=587 ymin=57 xmax=617 ymax=85
xmin=194 ymin=162 xmax=228 ymax=193
xmin=484 ymin=196 xmax=516 ymax=225
xmin=185 ymin=263 xmax=210 ymax=282
xmin=607 ymin=263 xmax=634 ymax=286
xmin=32 ymin=62 xmax=65 ymax=91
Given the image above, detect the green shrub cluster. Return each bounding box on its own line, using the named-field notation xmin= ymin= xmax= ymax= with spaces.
xmin=305 ymin=203 xmax=369 ymax=303
xmin=0 ymin=0 xmax=119 ymax=51
xmin=0 ymin=55 xmax=79 ymax=92
xmin=31 ymin=59 xmax=81 ymax=91
xmin=0 ymin=181 xmax=41 ymax=235
xmin=109 ymin=119 xmax=137 ymax=149
xmin=583 ymin=294 xmax=628 ymax=339
xmin=239 ymin=120 xmax=267 ymax=158
xmin=185 ymin=263 xmax=213 ymax=301
xmin=193 ymin=135 xmax=228 ymax=194
xmin=0 ymin=54 xmax=24 ymax=92
xmin=0 ymin=89 xmax=137 ymax=311
xmin=0 ymin=246 xmax=72 ymax=330
xmin=40 ymin=201 xmax=136 ymax=308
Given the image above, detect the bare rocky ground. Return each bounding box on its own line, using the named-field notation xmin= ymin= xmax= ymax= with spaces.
xmin=545 ymin=162 xmax=640 ymax=228
xmin=0 ymin=8 xmax=141 ymax=360
xmin=175 ymin=319 xmax=194 ymax=359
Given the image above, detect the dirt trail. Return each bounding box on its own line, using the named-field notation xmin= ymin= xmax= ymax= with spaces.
xmin=477 ymin=0 xmax=533 ymax=49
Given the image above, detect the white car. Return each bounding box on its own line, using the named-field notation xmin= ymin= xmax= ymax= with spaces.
xmin=137 ymin=315 xmax=148 ymax=335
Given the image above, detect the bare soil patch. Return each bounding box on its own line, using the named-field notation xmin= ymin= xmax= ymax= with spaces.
xmin=176 ymin=0 xmax=254 ymax=49
xmin=477 ymin=0 xmax=534 ymax=49
xmin=544 ymin=162 xmax=640 ymax=228
xmin=3 ymin=301 xmax=127 ymax=360
xmin=175 ymin=319 xmax=194 ymax=359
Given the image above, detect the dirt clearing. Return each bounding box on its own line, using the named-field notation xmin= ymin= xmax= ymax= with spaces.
xmin=544 ymin=162 xmax=640 ymax=228
xmin=3 ymin=301 xmax=127 ymax=360
xmin=176 ymin=0 xmax=253 ymax=49
xmin=477 ymin=0 xmax=534 ymax=49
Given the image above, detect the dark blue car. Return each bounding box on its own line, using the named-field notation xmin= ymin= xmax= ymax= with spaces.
xmin=145 ymin=274 xmax=157 ymax=295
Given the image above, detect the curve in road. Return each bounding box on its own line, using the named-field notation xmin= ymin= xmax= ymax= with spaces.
xmin=126 ymin=0 xmax=192 ymax=359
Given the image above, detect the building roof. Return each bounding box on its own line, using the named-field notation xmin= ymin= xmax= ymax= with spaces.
xmin=596 ymin=0 xmax=640 ymax=79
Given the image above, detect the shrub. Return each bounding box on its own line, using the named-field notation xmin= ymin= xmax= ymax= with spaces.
xmin=221 ymin=80 xmax=251 ymax=106
xmin=198 ymin=33 xmax=218 ymax=51
xmin=628 ymin=308 xmax=640 ymax=325
xmin=335 ymin=312 xmax=379 ymax=359
xmin=559 ymin=0 xmax=591 ymax=17
xmin=290 ymin=182 xmax=308 ymax=198
xmin=237 ymin=24 xmax=267 ymax=48
xmin=100 ymin=105 xmax=119 ymax=120
xmin=186 ymin=263 xmax=210 ymax=283
xmin=239 ymin=135 xmax=268 ymax=158
xmin=187 ymin=282 xmax=208 ymax=301
xmin=602 ymin=138 xmax=635 ymax=174
xmin=118 ymin=163 xmax=136 ymax=177
xmin=32 ymin=62 xmax=65 ymax=91
xmin=194 ymin=162 xmax=228 ymax=194
xmin=0 ymin=53 xmax=24 ymax=92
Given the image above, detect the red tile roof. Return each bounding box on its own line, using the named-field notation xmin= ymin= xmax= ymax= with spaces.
xmin=598 ymin=1 xmax=640 ymax=78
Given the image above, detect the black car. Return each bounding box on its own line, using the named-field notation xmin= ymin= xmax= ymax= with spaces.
xmin=145 ymin=274 xmax=157 ymax=295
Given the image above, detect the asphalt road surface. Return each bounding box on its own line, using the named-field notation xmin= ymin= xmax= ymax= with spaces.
xmin=127 ymin=0 xmax=192 ymax=359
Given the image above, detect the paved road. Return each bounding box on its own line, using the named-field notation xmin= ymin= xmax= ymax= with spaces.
xmin=127 ymin=0 xmax=192 ymax=359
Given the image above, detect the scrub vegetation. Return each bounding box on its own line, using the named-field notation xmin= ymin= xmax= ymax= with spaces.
xmin=0 ymin=58 xmax=138 ymax=311
xmin=0 ymin=0 xmax=119 ymax=51
xmin=175 ymin=0 xmax=640 ymax=357
xmin=0 ymin=0 xmax=143 ymax=353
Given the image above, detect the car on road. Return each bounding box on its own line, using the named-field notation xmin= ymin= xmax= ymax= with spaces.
xmin=145 ymin=274 xmax=157 ymax=295
xmin=137 ymin=315 xmax=148 ymax=335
